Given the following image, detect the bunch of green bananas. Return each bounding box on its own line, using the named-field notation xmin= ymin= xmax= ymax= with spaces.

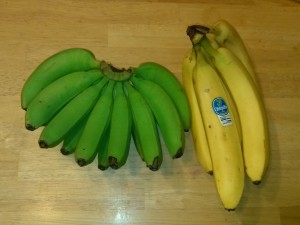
xmin=21 ymin=48 xmax=191 ymax=171
xmin=182 ymin=20 xmax=269 ymax=211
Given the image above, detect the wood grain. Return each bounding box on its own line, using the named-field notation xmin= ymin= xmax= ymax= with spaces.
xmin=1 ymin=0 xmax=300 ymax=224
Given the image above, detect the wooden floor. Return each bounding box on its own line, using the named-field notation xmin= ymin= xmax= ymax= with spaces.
xmin=1 ymin=0 xmax=300 ymax=224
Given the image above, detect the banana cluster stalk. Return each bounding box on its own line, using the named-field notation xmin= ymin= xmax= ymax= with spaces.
xmin=182 ymin=20 xmax=270 ymax=210
xmin=21 ymin=49 xmax=191 ymax=171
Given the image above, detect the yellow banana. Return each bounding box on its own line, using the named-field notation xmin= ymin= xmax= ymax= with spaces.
xmin=201 ymin=35 xmax=269 ymax=184
xmin=193 ymin=44 xmax=244 ymax=211
xmin=182 ymin=48 xmax=213 ymax=174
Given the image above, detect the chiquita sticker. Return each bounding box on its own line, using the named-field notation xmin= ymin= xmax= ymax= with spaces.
xmin=212 ymin=97 xmax=232 ymax=126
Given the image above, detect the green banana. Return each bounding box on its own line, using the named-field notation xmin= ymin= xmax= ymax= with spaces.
xmin=60 ymin=116 xmax=89 ymax=156
xmin=131 ymin=62 xmax=191 ymax=131
xmin=75 ymin=80 xmax=115 ymax=167
xmin=107 ymin=82 xmax=132 ymax=169
xmin=21 ymin=48 xmax=101 ymax=110
xmin=132 ymin=122 xmax=144 ymax=162
xmin=130 ymin=76 xmax=185 ymax=159
xmin=97 ymin=126 xmax=110 ymax=171
xmin=124 ymin=81 xmax=162 ymax=171
xmin=25 ymin=69 xmax=103 ymax=131
xmin=38 ymin=77 xmax=108 ymax=148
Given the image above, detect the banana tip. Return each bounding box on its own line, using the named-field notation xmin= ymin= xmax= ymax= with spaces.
xmin=147 ymin=156 xmax=160 ymax=171
xmin=26 ymin=124 xmax=36 ymax=131
xmin=98 ymin=165 xmax=108 ymax=171
xmin=252 ymin=180 xmax=261 ymax=185
xmin=173 ymin=148 xmax=183 ymax=159
xmin=38 ymin=140 xmax=48 ymax=149
xmin=225 ymin=208 xmax=236 ymax=212
xmin=60 ymin=148 xmax=70 ymax=156
xmin=109 ymin=156 xmax=119 ymax=170
xmin=77 ymin=159 xmax=87 ymax=167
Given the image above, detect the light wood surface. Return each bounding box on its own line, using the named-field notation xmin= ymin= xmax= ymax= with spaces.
xmin=1 ymin=0 xmax=300 ymax=224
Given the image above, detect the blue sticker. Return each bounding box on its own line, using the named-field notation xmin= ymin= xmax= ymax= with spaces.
xmin=212 ymin=97 xmax=229 ymax=116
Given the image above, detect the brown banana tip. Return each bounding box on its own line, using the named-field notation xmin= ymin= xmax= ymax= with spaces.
xmin=253 ymin=180 xmax=261 ymax=185
xmin=25 ymin=124 xmax=36 ymax=131
xmin=186 ymin=25 xmax=210 ymax=39
xmin=184 ymin=129 xmax=189 ymax=132
xmin=98 ymin=165 xmax=108 ymax=171
xmin=208 ymin=171 xmax=214 ymax=176
xmin=38 ymin=140 xmax=48 ymax=149
xmin=108 ymin=156 xmax=119 ymax=170
xmin=225 ymin=208 xmax=236 ymax=212
xmin=148 ymin=156 xmax=160 ymax=171
xmin=77 ymin=159 xmax=87 ymax=167
xmin=173 ymin=148 xmax=183 ymax=159
xmin=60 ymin=148 xmax=70 ymax=156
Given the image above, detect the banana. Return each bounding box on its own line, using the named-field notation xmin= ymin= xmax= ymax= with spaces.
xmin=131 ymin=62 xmax=191 ymax=131
xmin=193 ymin=44 xmax=244 ymax=210
xmin=200 ymin=35 xmax=269 ymax=184
xmin=25 ymin=69 xmax=103 ymax=131
xmin=130 ymin=76 xmax=185 ymax=159
xmin=21 ymin=48 xmax=101 ymax=110
xmin=38 ymin=77 xmax=108 ymax=149
xmin=75 ymin=80 xmax=115 ymax=167
xmin=124 ymin=81 xmax=162 ymax=171
xmin=182 ymin=48 xmax=213 ymax=174
xmin=209 ymin=20 xmax=259 ymax=87
xmin=132 ymin=122 xmax=144 ymax=162
xmin=60 ymin=116 xmax=88 ymax=156
xmin=97 ymin=126 xmax=110 ymax=171
xmin=107 ymin=82 xmax=132 ymax=169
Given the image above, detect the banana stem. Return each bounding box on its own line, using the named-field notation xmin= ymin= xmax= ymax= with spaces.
xmin=100 ymin=61 xmax=132 ymax=81
xmin=200 ymin=36 xmax=219 ymax=58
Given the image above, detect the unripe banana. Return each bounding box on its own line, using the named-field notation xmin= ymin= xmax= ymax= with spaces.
xmin=124 ymin=82 xmax=162 ymax=171
xmin=201 ymin=36 xmax=269 ymax=184
xmin=193 ymin=44 xmax=244 ymax=211
xmin=21 ymin=48 xmax=101 ymax=110
xmin=107 ymin=82 xmax=132 ymax=169
xmin=75 ymin=80 xmax=115 ymax=167
xmin=38 ymin=77 xmax=108 ymax=148
xmin=182 ymin=48 xmax=213 ymax=174
xmin=25 ymin=69 xmax=103 ymax=130
xmin=97 ymin=126 xmax=110 ymax=171
xmin=60 ymin=116 xmax=89 ymax=156
xmin=131 ymin=62 xmax=191 ymax=131
xmin=130 ymin=76 xmax=185 ymax=159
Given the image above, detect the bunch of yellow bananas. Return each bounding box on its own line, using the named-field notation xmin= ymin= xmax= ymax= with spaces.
xmin=182 ymin=20 xmax=269 ymax=211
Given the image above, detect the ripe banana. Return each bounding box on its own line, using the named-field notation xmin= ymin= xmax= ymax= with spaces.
xmin=131 ymin=62 xmax=191 ymax=131
xmin=75 ymin=80 xmax=115 ymax=167
xmin=193 ymin=44 xmax=244 ymax=210
xmin=21 ymin=48 xmax=101 ymax=110
xmin=25 ymin=69 xmax=103 ymax=131
xmin=38 ymin=77 xmax=108 ymax=148
xmin=107 ymin=82 xmax=132 ymax=169
xmin=200 ymin=35 xmax=269 ymax=184
xmin=130 ymin=76 xmax=185 ymax=159
xmin=182 ymin=48 xmax=213 ymax=174
xmin=209 ymin=20 xmax=259 ymax=88
xmin=124 ymin=81 xmax=162 ymax=171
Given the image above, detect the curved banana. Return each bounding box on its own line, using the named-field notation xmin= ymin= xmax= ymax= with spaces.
xmin=60 ymin=116 xmax=88 ymax=156
xmin=131 ymin=62 xmax=191 ymax=131
xmin=209 ymin=20 xmax=259 ymax=88
xmin=75 ymin=80 xmax=115 ymax=167
xmin=38 ymin=77 xmax=108 ymax=149
xmin=107 ymin=82 xmax=132 ymax=169
xmin=25 ymin=69 xmax=103 ymax=131
xmin=201 ymin=36 xmax=269 ymax=184
xmin=130 ymin=76 xmax=185 ymax=159
xmin=193 ymin=44 xmax=244 ymax=210
xmin=182 ymin=48 xmax=213 ymax=174
xmin=97 ymin=126 xmax=110 ymax=171
xmin=21 ymin=48 xmax=101 ymax=110
xmin=124 ymin=81 xmax=162 ymax=171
